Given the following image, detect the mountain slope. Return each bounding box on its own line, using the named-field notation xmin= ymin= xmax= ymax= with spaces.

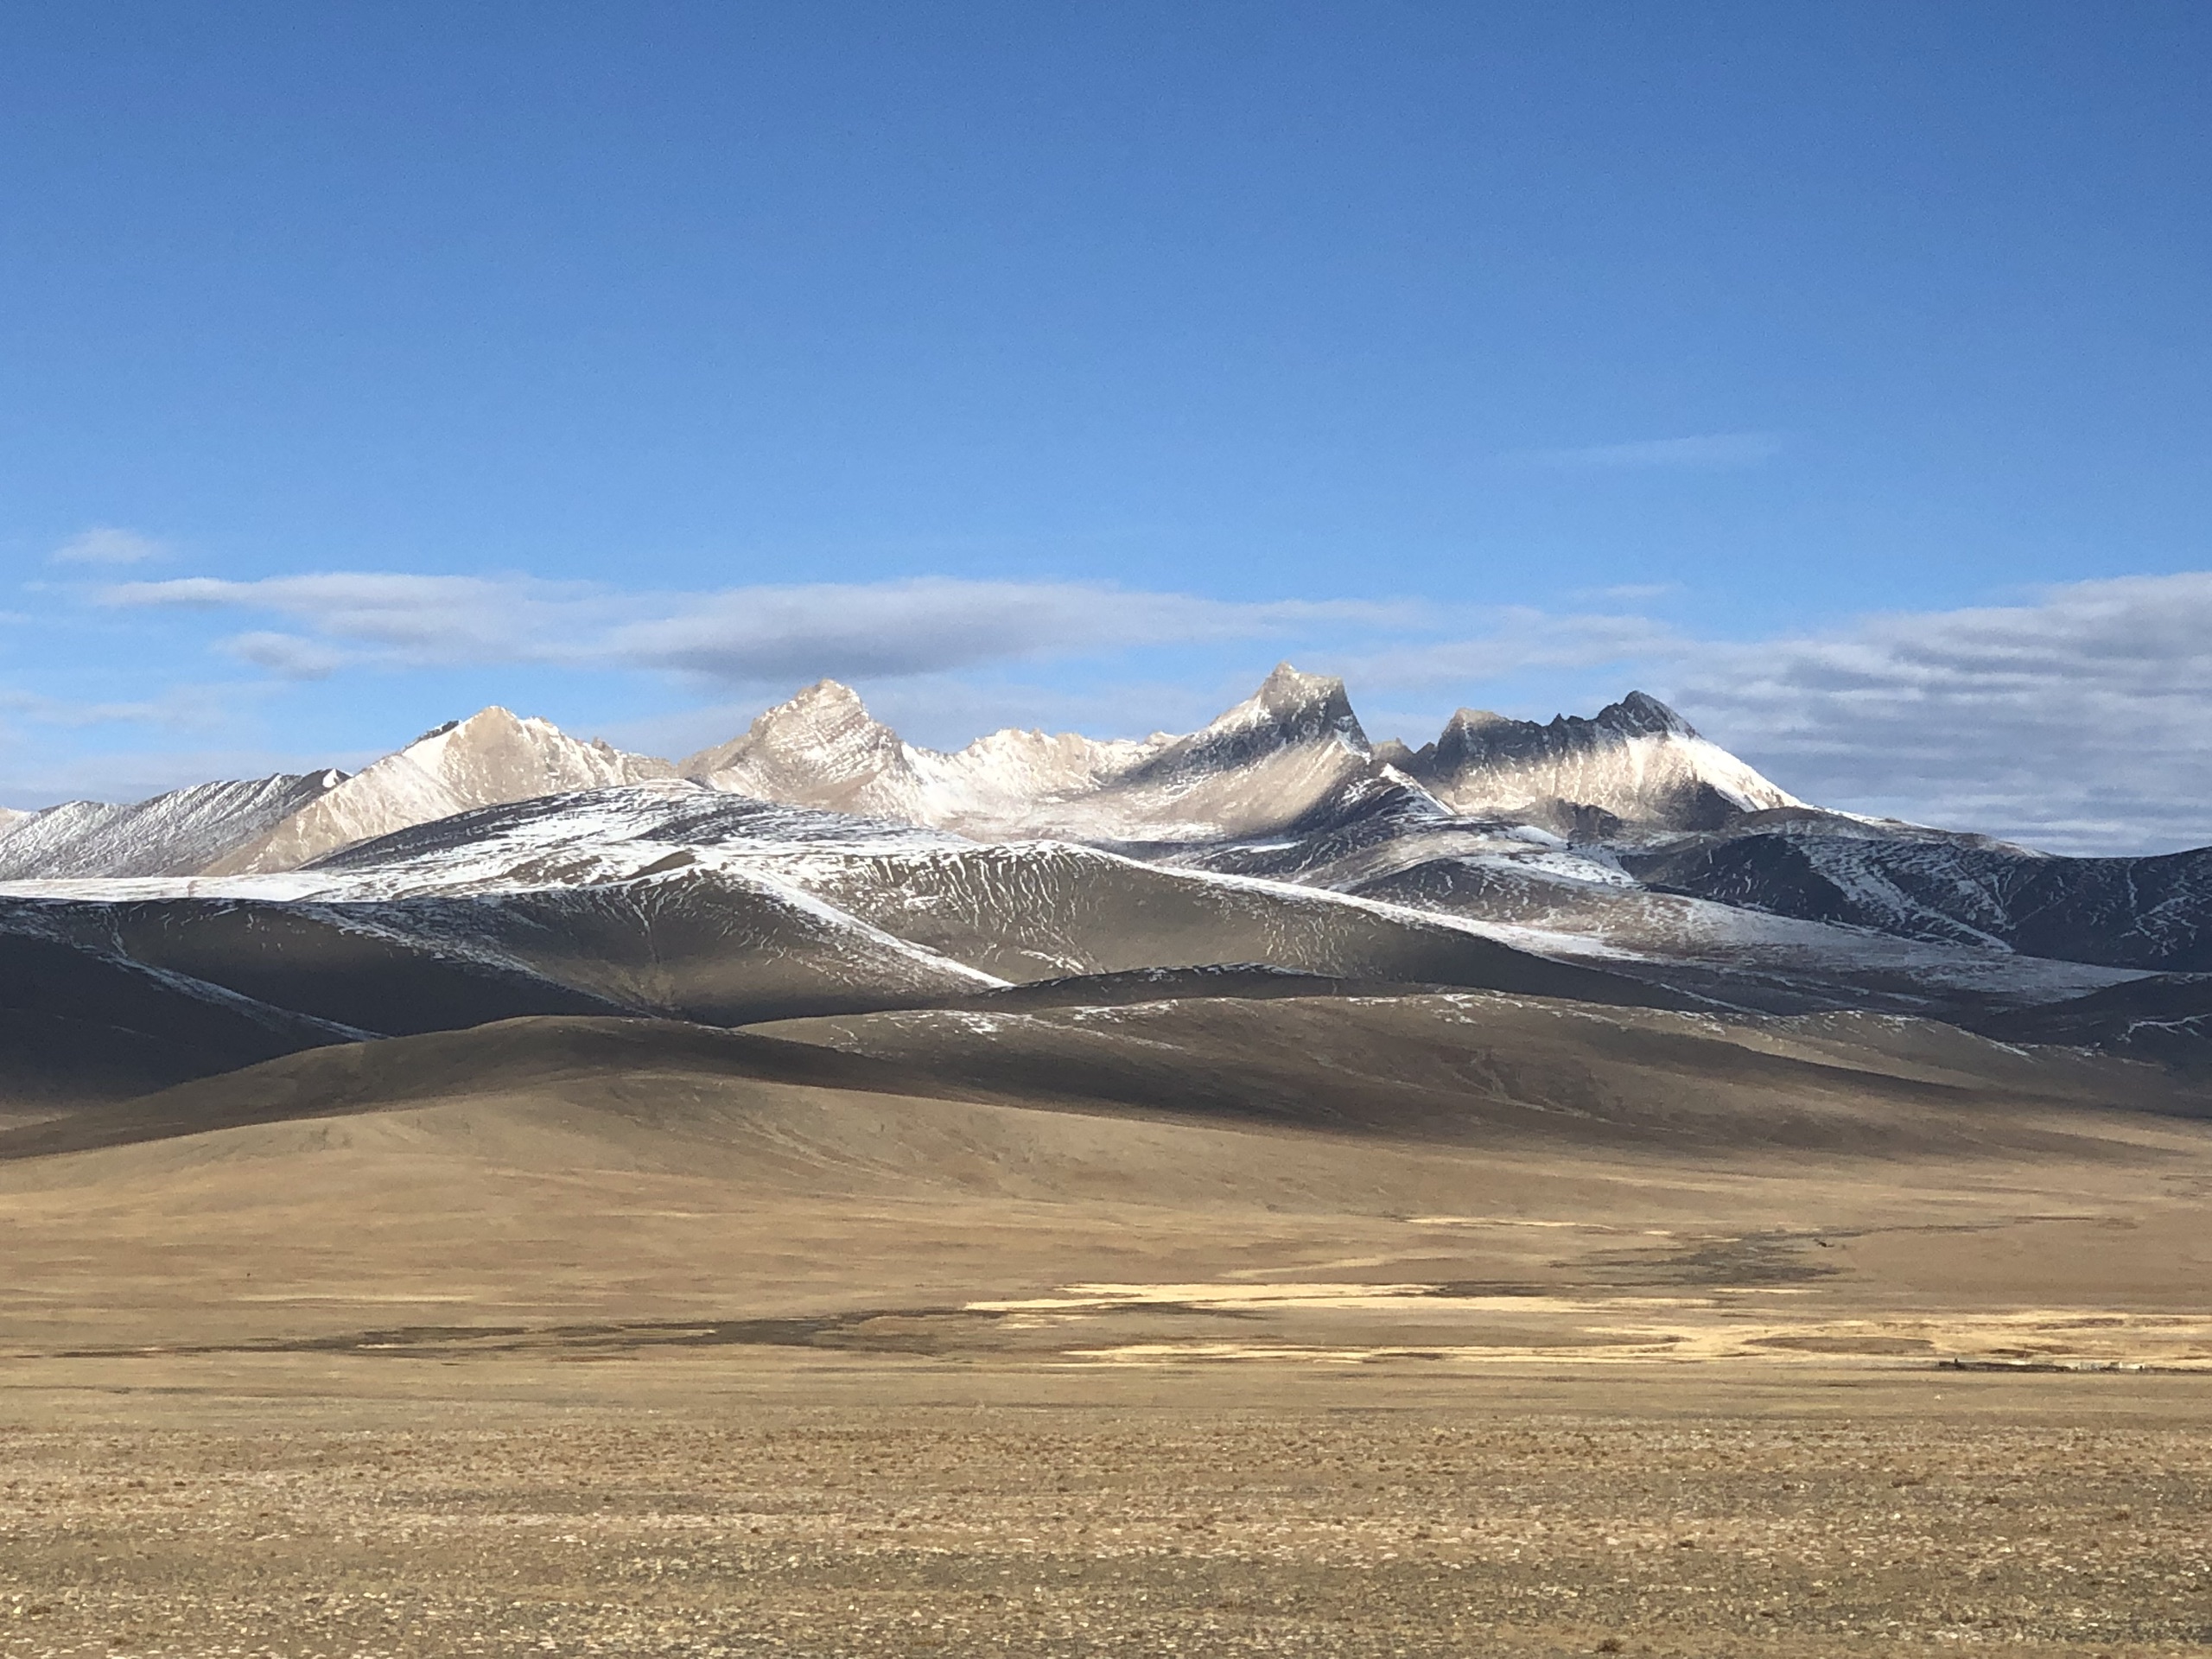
xmin=299 ymin=783 xmax=1694 ymax=1009
xmin=756 ymin=991 xmax=2206 ymax=1154
xmin=206 ymin=707 xmax=671 ymax=874
xmin=1402 ymin=691 xmax=1801 ymax=835
xmin=1624 ymin=826 xmax=2212 ymax=971
xmin=685 ymin=678 xmax=1175 ymax=836
xmin=687 ymin=665 xmax=1376 ymax=842
xmin=11 ymin=672 xmax=2212 ymax=1058
xmin=0 ymin=772 xmax=346 ymax=880
xmin=0 ymin=916 xmax=364 ymax=1107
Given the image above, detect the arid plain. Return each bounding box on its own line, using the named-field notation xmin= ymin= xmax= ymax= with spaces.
xmin=4 ymin=993 xmax=2209 ymax=1656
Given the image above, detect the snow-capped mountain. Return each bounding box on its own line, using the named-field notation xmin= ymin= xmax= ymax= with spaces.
xmin=1396 ymin=691 xmax=1802 ymax=836
xmin=0 ymin=671 xmax=1799 ymax=882
xmin=689 ymin=664 xmax=1382 ymax=842
xmin=206 ymin=706 xmax=671 ymax=874
xmin=684 ymin=680 xmax=1171 ymax=834
xmin=0 ymin=773 xmax=1725 ymax=1109
xmin=687 ymin=667 xmax=1793 ymax=845
xmin=0 ymin=770 xmax=347 ymax=880
xmin=7 ymin=666 xmax=2212 ymax=1084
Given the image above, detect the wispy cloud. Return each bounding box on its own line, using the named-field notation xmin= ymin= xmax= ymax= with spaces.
xmin=0 ymin=683 xmax=244 ymax=732
xmin=1333 ymin=572 xmax=2212 ymax=852
xmin=1661 ymin=574 xmax=2212 ymax=854
xmin=104 ymin=574 xmax=1416 ymax=687
xmin=49 ymin=525 xmax=169 ymax=566
xmin=219 ymin=632 xmax=350 ymax=680
xmin=1325 ymin=607 xmax=1685 ymax=690
xmin=1510 ymin=432 xmax=1781 ymax=470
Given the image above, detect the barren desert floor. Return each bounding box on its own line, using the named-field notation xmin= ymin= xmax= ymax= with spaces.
xmin=3 ymin=1357 xmax=2210 ymax=1657
xmin=3 ymin=1008 xmax=2209 ymax=1655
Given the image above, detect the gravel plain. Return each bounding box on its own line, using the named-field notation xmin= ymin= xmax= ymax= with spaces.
xmin=3 ymin=1356 xmax=2209 ymax=1657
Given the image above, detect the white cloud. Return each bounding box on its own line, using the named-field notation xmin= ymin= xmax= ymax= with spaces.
xmin=219 ymin=632 xmax=350 ymax=680
xmin=1572 ymin=582 xmax=1681 ymax=602
xmin=0 ymin=683 xmax=244 ymax=732
xmin=1327 ymin=607 xmax=1686 ymax=690
xmin=50 ymin=525 xmax=168 ymax=566
xmin=600 ymin=582 xmax=1408 ymax=683
xmin=103 ymin=573 xmax=1414 ymax=685
xmin=1662 ymin=574 xmax=2212 ymax=854
xmin=1512 ymin=432 xmax=1781 ymax=470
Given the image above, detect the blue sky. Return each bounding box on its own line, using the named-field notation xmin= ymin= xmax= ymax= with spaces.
xmin=5 ymin=2 xmax=2211 ymax=851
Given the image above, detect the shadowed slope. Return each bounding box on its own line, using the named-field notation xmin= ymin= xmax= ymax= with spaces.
xmin=0 ymin=930 xmax=362 ymax=1110
xmin=755 ymin=992 xmax=2209 ymax=1155
xmin=0 ymin=1018 xmax=969 ymax=1161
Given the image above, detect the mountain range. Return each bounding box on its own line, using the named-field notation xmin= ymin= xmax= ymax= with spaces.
xmin=6 ymin=664 xmax=2212 ymax=1104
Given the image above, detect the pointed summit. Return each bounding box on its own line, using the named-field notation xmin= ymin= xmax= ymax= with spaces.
xmin=1068 ymin=664 xmax=1373 ymax=838
xmin=1254 ymin=661 xmax=1360 ymax=724
xmin=205 ymin=707 xmax=672 ymax=874
xmin=1176 ymin=664 xmax=1368 ymax=763
xmin=1408 ymin=692 xmax=1796 ymax=835
xmin=1597 ymin=690 xmax=1696 ymax=739
xmin=683 ymin=680 xmax=917 ymax=816
xmin=691 ymin=681 xmax=895 ymax=768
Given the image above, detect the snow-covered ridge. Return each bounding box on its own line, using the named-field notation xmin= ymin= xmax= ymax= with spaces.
xmin=1402 ymin=692 xmax=1801 ymax=835
xmin=0 ymin=770 xmax=348 ymax=880
xmin=683 ymin=679 xmax=1173 ymax=834
xmin=683 ymin=666 xmax=1797 ymax=843
xmin=0 ymin=669 xmax=1804 ymax=880
xmin=206 ymin=706 xmax=672 ymax=874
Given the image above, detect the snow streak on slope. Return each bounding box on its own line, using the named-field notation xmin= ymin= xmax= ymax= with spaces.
xmin=207 ymin=707 xmax=673 ymax=874
xmin=681 ymin=669 xmax=1801 ymax=846
xmin=686 ymin=664 xmax=1375 ymax=842
xmin=0 ymin=782 xmax=1694 ymax=1010
xmin=1402 ymin=691 xmax=1801 ymax=835
xmin=1624 ymin=827 xmax=2212 ymax=972
xmin=0 ymin=772 xmax=347 ymax=880
xmin=685 ymin=680 xmax=1170 ymax=831
xmin=0 ymin=667 xmax=2203 ymax=1052
xmin=0 ymin=782 xmax=1008 ymax=1046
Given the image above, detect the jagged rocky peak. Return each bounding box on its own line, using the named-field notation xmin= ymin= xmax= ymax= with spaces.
xmin=1406 ymin=690 xmax=1798 ymax=836
xmin=1602 ymin=689 xmax=1698 ymax=737
xmin=1428 ymin=690 xmax=1695 ymax=770
xmin=205 ymin=705 xmax=673 ymax=875
xmin=1142 ymin=663 xmax=1369 ymax=779
xmin=1244 ymin=662 xmax=1366 ymax=746
xmin=676 ymin=664 xmax=1382 ymax=842
xmin=1053 ymin=663 xmax=1376 ymax=842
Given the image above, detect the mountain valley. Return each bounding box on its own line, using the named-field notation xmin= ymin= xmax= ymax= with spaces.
xmin=8 ymin=667 xmax=2212 ymax=1657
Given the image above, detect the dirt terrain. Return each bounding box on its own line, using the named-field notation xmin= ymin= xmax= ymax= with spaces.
xmin=3 ymin=1359 xmax=2209 ymax=1656
xmin=3 ymin=997 xmax=2209 ymax=1654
